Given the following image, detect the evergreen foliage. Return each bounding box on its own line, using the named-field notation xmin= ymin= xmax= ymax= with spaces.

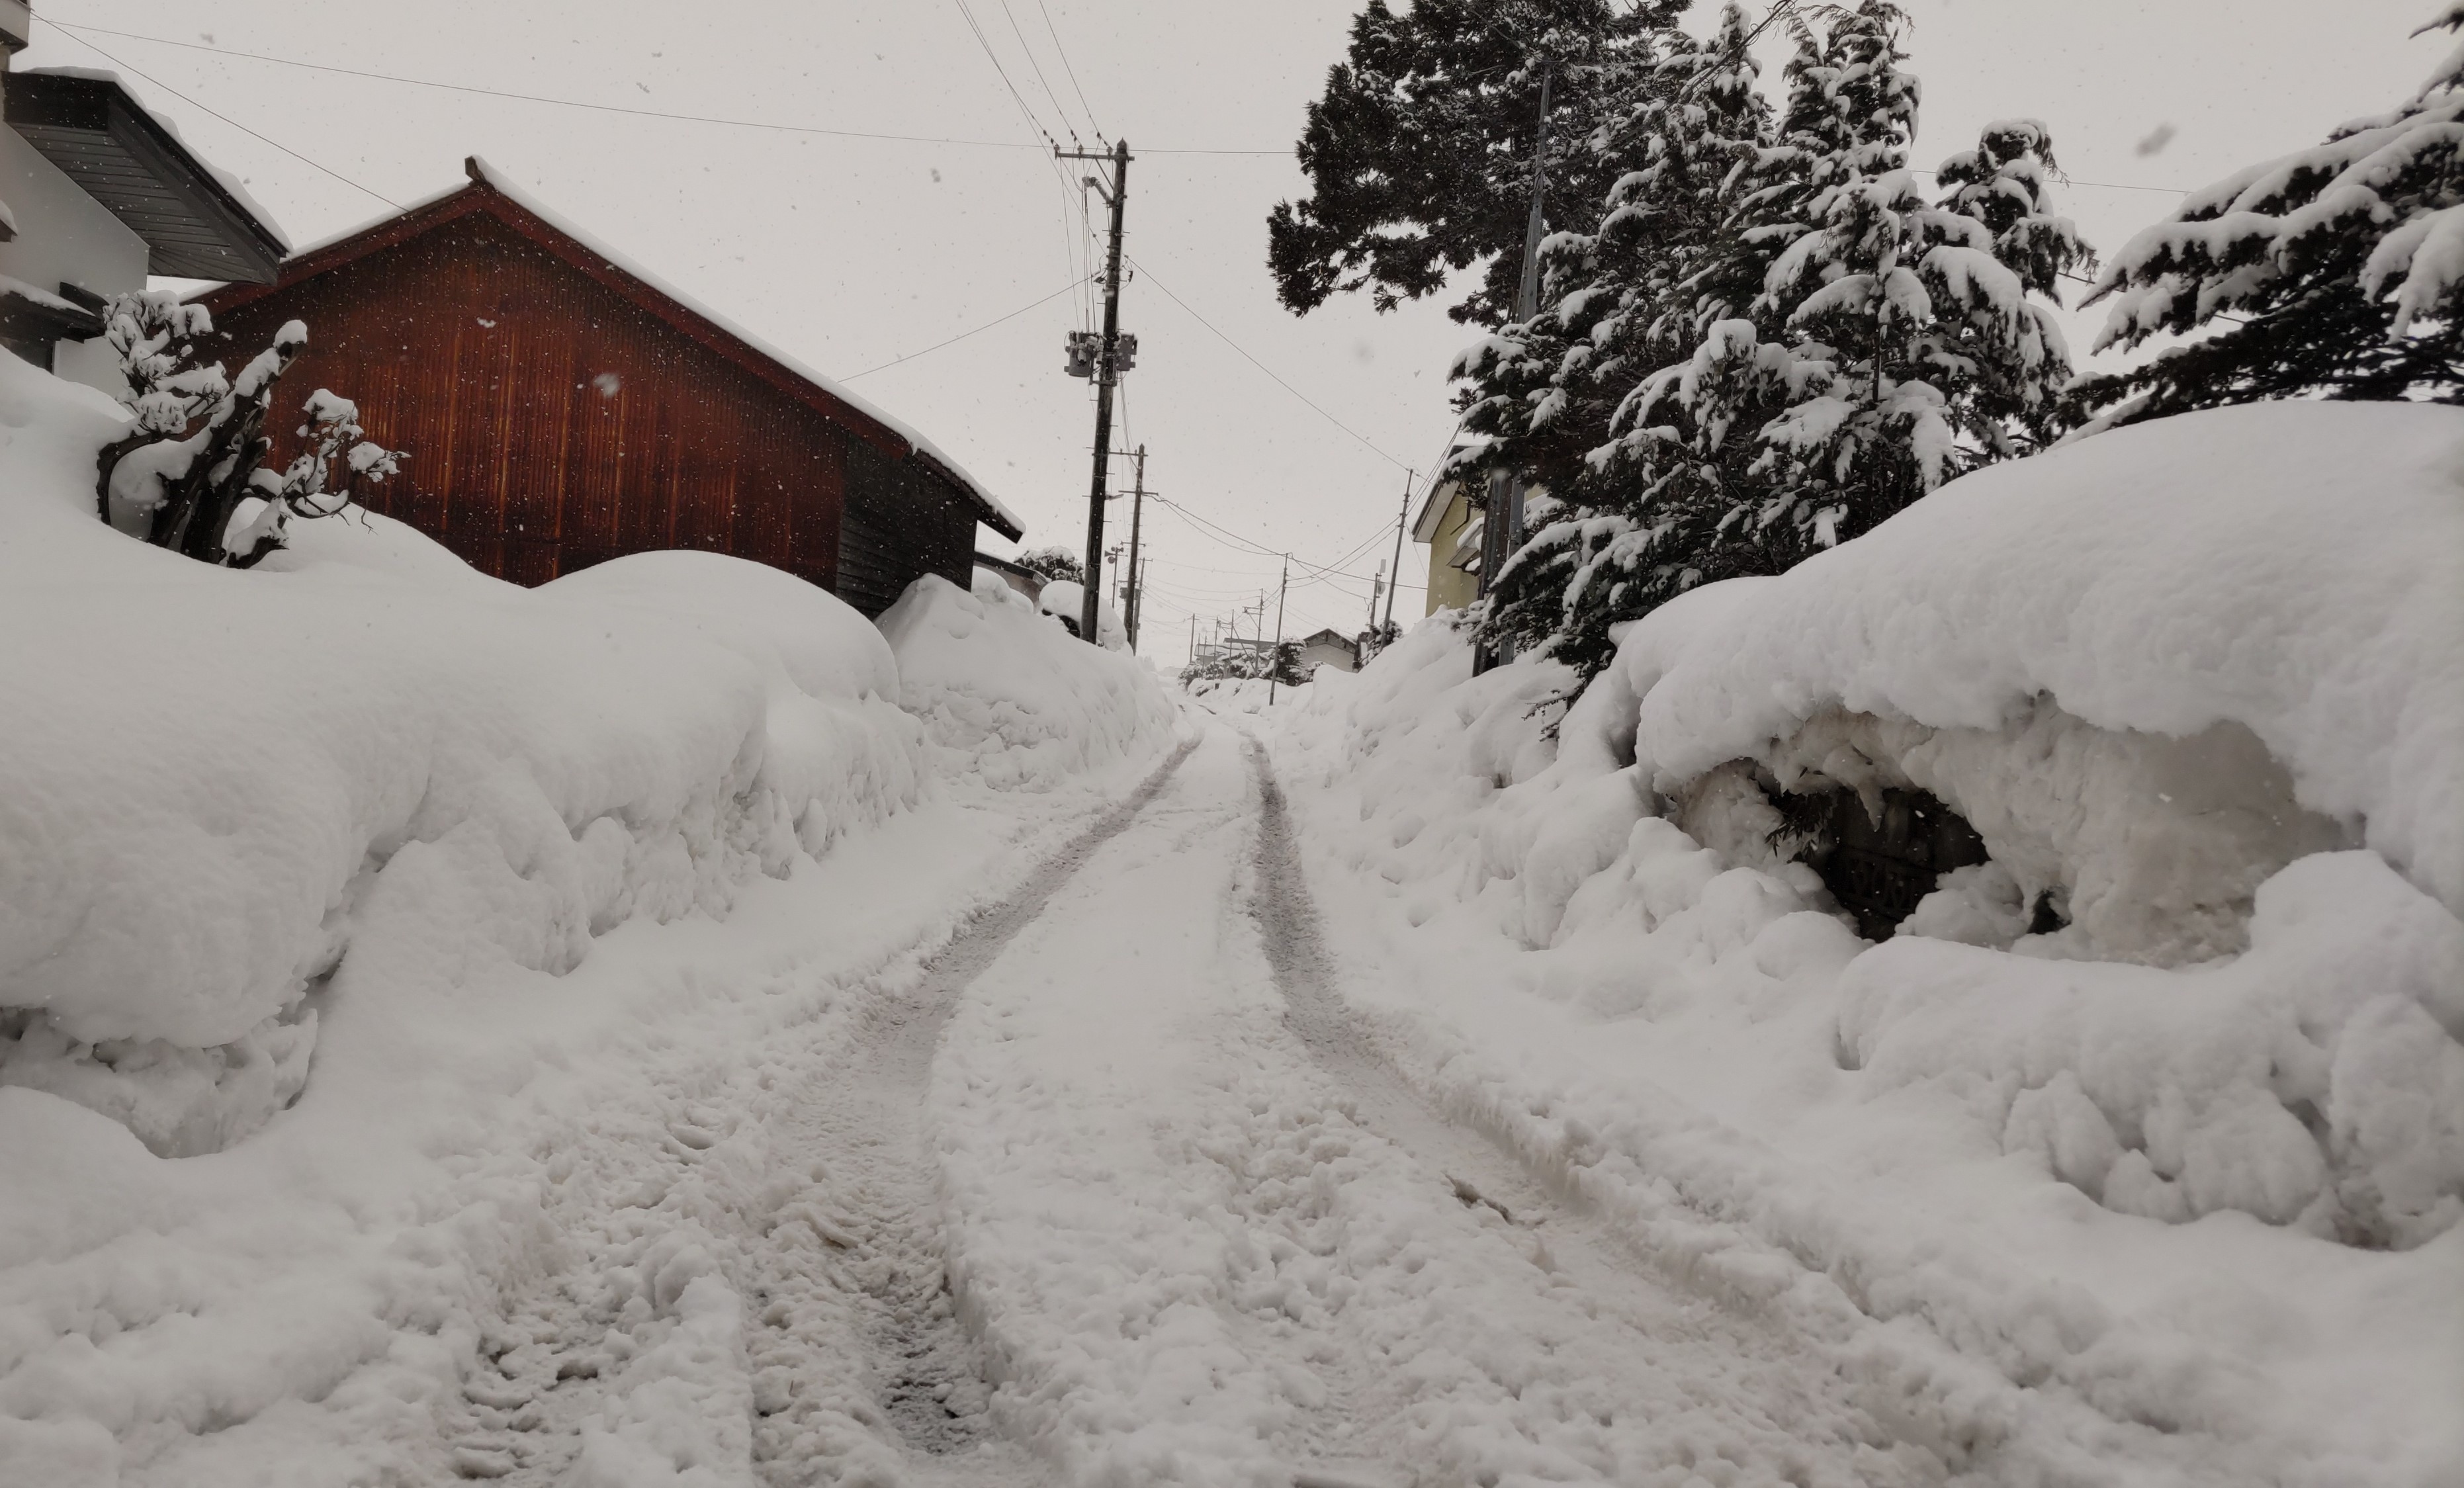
xmin=1267 ymin=0 xmax=1685 ymax=329
xmin=2074 ymin=5 xmax=2464 ymax=423
xmin=1451 ymin=1 xmax=2087 ymax=681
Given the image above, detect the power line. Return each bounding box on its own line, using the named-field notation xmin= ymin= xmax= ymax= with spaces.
xmin=1034 ymin=0 xmax=1107 ymax=142
xmin=994 ymin=0 xmax=1083 ymax=145
xmin=42 ymin=20 xmax=402 ymax=208
xmin=948 ymin=0 xmax=1064 ymax=150
xmin=1123 ymin=253 xmax=1415 ymax=474
xmin=842 ymin=280 xmax=1078 ymax=380
xmin=46 ymin=19 xmax=1041 ymax=153
xmin=1150 ymin=494 xmax=1396 ymax=588
xmin=28 ymin=24 xmax=2199 ymax=185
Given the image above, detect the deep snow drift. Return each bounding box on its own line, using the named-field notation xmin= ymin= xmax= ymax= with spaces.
xmin=1270 ymin=402 xmax=2464 ymax=1488
xmin=881 ymin=570 xmax=1172 ymax=791
xmin=0 ymin=348 xmax=1178 ymax=1484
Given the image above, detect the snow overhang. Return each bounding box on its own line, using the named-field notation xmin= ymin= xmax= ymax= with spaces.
xmin=4 ymin=69 xmax=286 ymax=282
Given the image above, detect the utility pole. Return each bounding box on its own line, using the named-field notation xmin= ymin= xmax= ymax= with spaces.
xmin=1366 ymin=560 xmax=1384 ymax=631
xmin=1383 ymin=468 xmax=1413 ymax=633
xmin=1059 ymin=138 xmax=1133 ymax=647
xmin=1475 ymin=61 xmax=1555 ymax=676
xmin=1266 ymin=554 xmax=1292 ymax=705
xmin=1124 ymin=444 xmax=1148 ymax=652
xmin=1187 ymin=615 xmax=1196 ymax=667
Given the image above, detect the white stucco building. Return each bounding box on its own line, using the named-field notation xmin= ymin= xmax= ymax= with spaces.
xmin=0 ymin=3 xmax=285 ymax=392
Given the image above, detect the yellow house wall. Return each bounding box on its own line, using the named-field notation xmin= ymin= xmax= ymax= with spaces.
xmin=1421 ymin=486 xmax=1480 ymax=615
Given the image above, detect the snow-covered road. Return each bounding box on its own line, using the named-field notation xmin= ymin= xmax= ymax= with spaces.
xmin=435 ymin=717 xmax=2062 ymax=1487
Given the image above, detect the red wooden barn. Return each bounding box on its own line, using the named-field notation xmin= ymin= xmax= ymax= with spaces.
xmin=198 ymin=157 xmax=1020 ymax=612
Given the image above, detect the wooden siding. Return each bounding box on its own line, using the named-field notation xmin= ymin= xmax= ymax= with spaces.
xmin=838 ymin=435 xmax=976 ymax=617
xmin=209 ymin=211 xmax=851 ymax=590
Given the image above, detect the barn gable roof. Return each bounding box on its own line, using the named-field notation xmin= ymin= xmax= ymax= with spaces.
xmin=199 ymin=157 xmax=1022 ymax=541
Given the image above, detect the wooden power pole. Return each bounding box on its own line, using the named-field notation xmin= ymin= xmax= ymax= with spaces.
xmin=1125 ymin=444 xmax=1147 ymax=652
xmin=1383 ymin=468 xmax=1413 ymax=633
xmin=1266 ymin=554 xmax=1291 ymax=705
xmin=1059 ymin=138 xmax=1132 ymax=647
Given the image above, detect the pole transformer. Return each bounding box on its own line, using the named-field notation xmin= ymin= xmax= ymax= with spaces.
xmin=1059 ymin=138 xmax=1132 ymax=646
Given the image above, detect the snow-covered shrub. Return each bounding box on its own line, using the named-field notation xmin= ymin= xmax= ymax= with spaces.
xmin=1011 ymin=544 xmax=1084 ymax=586
xmin=1033 ymin=577 xmax=1126 ymax=647
xmin=95 ymin=291 xmax=400 ymax=566
xmin=878 ymin=572 xmax=1175 ymax=791
xmin=1180 ymin=638 xmax=1305 ymax=688
xmin=0 ymin=351 xmax=925 ymax=1155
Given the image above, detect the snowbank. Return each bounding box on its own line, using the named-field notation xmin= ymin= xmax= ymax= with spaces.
xmin=1608 ymin=401 xmax=2464 ymax=922
xmin=0 ymin=347 xmax=927 ymax=1153
xmin=0 ymin=347 xmax=1186 ymax=1482
xmin=1271 ymin=402 xmax=2464 ymax=1487
xmin=879 ymin=571 xmax=1176 ymax=791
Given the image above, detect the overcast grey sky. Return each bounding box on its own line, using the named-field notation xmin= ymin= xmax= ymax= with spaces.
xmin=19 ymin=1 xmax=2445 ymax=649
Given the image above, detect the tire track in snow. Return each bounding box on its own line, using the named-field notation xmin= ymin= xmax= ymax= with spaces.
xmin=439 ymin=739 xmax=1196 ymax=1487
xmin=1237 ymin=736 xmax=1978 ymax=1486
xmin=742 ymin=734 xmax=1199 ymax=1484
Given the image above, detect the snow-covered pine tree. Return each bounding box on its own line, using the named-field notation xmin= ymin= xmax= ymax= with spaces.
xmin=1651 ymin=3 xmax=2082 ymax=565
xmin=2074 ymin=5 xmax=2464 ymax=423
xmin=1473 ymin=1 xmax=2087 ymax=682
xmin=1468 ymin=2 xmax=1776 ymax=671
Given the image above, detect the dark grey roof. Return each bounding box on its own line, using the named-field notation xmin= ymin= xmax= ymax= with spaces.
xmin=5 ymin=70 xmax=285 ymax=282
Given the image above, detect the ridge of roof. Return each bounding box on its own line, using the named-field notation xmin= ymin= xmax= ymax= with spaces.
xmin=197 ymin=157 xmax=1022 ymax=540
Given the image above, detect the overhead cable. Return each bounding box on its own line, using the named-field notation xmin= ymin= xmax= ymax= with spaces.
xmin=1124 ymin=255 xmax=1417 ymax=474
xmin=43 ymin=20 xmax=402 ymax=208
xmin=1034 ymin=0 xmax=1107 ymax=142
xmin=842 ymin=280 xmax=1078 ymax=380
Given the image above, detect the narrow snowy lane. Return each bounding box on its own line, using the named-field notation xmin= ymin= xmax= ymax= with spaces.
xmin=926 ymin=721 xmax=1973 ymax=1487
xmin=443 ymin=713 xmax=2208 ymax=1487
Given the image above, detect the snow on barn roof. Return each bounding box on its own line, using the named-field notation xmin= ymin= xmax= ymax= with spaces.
xmin=197 ymin=157 xmax=1023 ymax=540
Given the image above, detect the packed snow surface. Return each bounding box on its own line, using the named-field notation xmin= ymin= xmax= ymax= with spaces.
xmin=1268 ymin=402 xmax=2464 ymax=1488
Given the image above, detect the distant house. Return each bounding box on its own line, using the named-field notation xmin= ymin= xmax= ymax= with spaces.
xmin=0 ymin=24 xmax=286 ymax=390
xmin=1411 ymin=470 xmax=1481 ymax=616
xmin=196 ymin=157 xmax=1022 ymax=611
xmin=1295 ymin=627 xmax=1359 ymax=674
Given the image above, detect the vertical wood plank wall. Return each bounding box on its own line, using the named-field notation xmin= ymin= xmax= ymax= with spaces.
xmin=210 ymin=213 xmax=860 ymax=592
